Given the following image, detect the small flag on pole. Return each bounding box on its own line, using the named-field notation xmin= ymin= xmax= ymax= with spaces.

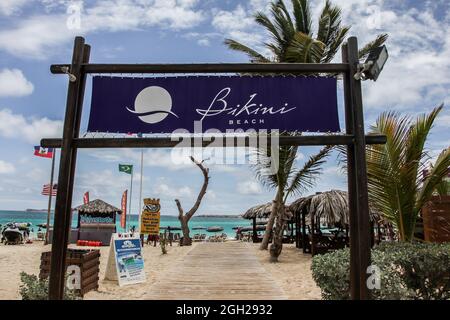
xmin=121 ymin=190 xmax=127 ymax=229
xmin=119 ymin=164 xmax=133 ymax=174
xmin=34 ymin=146 xmax=54 ymax=159
xmin=83 ymin=191 xmax=89 ymax=204
xmin=42 ymin=184 xmax=57 ymax=196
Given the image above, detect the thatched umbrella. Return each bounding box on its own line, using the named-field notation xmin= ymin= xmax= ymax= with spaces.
xmin=241 ymin=203 xmax=273 ymax=243
xmin=242 ymin=202 xmax=273 ymax=220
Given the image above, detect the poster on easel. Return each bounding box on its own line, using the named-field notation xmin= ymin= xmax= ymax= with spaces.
xmin=140 ymin=198 xmax=161 ymax=235
xmin=105 ymin=233 xmax=146 ymax=286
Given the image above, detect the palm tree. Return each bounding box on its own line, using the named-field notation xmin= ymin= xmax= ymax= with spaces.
xmin=254 ymin=142 xmax=332 ymax=261
xmin=225 ymin=0 xmax=386 ymax=259
xmin=366 ymin=105 xmax=450 ymax=242
xmin=225 ymin=0 xmax=388 ymax=63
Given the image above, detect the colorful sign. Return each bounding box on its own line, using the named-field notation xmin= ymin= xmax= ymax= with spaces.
xmin=121 ymin=190 xmax=127 ymax=229
xmin=79 ymin=213 xmax=114 ymax=224
xmin=83 ymin=191 xmax=89 ymax=204
xmin=88 ymin=76 xmax=340 ymax=133
xmin=140 ymin=198 xmax=161 ymax=235
xmin=105 ymin=233 xmax=146 ymax=286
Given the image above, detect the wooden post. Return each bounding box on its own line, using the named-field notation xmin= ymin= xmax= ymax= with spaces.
xmin=252 ymin=217 xmax=257 ymax=243
xmin=346 ymin=37 xmax=372 ymax=300
xmin=301 ymin=208 xmax=307 ymax=253
xmin=48 ymin=37 xmax=87 ymax=300
xmin=45 ymin=150 xmax=56 ymax=245
xmin=342 ymin=42 xmax=361 ymax=299
xmin=310 ymin=211 xmax=316 ymax=256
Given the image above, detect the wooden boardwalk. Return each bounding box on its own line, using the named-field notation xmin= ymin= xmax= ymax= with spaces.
xmin=144 ymin=242 xmax=288 ymax=300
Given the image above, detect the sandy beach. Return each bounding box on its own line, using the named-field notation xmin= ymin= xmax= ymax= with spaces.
xmin=0 ymin=241 xmax=321 ymax=300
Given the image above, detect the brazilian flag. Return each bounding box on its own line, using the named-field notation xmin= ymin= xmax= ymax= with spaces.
xmin=119 ymin=164 xmax=133 ymax=174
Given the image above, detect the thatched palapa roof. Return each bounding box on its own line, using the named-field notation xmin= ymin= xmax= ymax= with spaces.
xmin=289 ymin=190 xmax=380 ymax=225
xmin=242 ymin=202 xmax=273 ymax=219
xmin=75 ymin=199 xmax=121 ymax=214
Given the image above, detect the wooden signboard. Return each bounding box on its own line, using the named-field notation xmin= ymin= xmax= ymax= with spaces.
xmin=140 ymin=198 xmax=161 ymax=235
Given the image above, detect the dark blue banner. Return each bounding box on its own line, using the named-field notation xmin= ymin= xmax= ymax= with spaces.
xmin=88 ymin=76 xmax=340 ymax=133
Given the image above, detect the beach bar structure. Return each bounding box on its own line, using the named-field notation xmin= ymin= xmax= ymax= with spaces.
xmin=290 ymin=190 xmax=383 ymax=255
xmin=75 ymin=199 xmax=121 ymax=245
xmin=42 ymin=36 xmax=386 ymax=300
xmin=242 ymin=202 xmax=295 ymax=243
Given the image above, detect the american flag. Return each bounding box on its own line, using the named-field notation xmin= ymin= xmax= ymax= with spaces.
xmin=42 ymin=184 xmax=58 ymax=196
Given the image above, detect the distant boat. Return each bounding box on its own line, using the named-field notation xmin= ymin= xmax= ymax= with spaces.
xmin=207 ymin=226 xmax=224 ymax=232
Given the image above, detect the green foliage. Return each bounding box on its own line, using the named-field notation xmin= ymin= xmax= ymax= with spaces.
xmin=367 ymin=106 xmax=450 ymax=241
xmin=225 ymin=0 xmax=387 ymax=63
xmin=19 ymin=272 xmax=80 ymax=300
xmin=311 ymin=242 xmax=450 ymax=300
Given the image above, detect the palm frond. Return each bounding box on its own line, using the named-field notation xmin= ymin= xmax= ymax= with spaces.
xmin=358 ymin=33 xmax=388 ymax=60
xmin=285 ymin=145 xmax=333 ymax=198
xmin=321 ymin=26 xmax=350 ymax=63
xmin=417 ymin=148 xmax=450 ymax=210
xmin=285 ymin=32 xmax=325 ymax=63
xmin=291 ymin=0 xmax=312 ymax=35
xmin=366 ymin=105 xmax=447 ymax=241
xmin=255 ymin=10 xmax=284 ymax=49
xmin=224 ymin=39 xmax=271 ymax=62
xmin=317 ymin=0 xmax=343 ymax=46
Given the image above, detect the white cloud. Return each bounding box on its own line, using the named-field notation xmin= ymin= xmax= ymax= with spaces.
xmin=0 ymin=0 xmax=205 ymax=59
xmin=211 ymin=4 xmax=266 ymax=53
xmin=435 ymin=114 xmax=450 ymax=129
xmin=0 ymin=109 xmax=63 ymax=144
xmin=153 ymin=183 xmax=193 ymax=198
xmin=0 ymin=69 xmax=34 ymax=97
xmin=237 ymin=180 xmax=262 ymax=195
xmin=0 ymin=14 xmax=77 ymax=59
xmin=0 ymin=160 xmax=15 ymax=174
xmin=197 ymin=38 xmax=210 ymax=46
xmin=0 ymin=0 xmax=28 ymax=16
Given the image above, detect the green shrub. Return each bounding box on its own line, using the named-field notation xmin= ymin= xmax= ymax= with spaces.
xmin=19 ymin=272 xmax=81 ymax=300
xmin=311 ymin=242 xmax=450 ymax=300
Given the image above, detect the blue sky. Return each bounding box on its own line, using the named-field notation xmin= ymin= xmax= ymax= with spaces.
xmin=0 ymin=0 xmax=448 ymax=215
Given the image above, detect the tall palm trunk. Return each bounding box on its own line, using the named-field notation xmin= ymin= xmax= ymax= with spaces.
xmin=269 ymin=205 xmax=286 ymax=262
xmin=260 ymin=187 xmax=283 ymax=250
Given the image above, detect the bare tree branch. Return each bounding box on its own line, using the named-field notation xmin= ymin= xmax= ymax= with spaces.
xmin=175 ymin=156 xmax=210 ymax=246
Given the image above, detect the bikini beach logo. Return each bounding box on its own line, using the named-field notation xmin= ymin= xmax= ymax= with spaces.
xmin=122 ymin=240 xmax=136 ymax=249
xmin=126 ymin=86 xmax=179 ymax=124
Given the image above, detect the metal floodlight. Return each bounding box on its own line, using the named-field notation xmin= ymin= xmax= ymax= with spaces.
xmin=354 ymin=45 xmax=389 ymax=81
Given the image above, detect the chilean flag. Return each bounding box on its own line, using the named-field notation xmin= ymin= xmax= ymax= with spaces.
xmin=34 ymin=146 xmax=54 ymax=159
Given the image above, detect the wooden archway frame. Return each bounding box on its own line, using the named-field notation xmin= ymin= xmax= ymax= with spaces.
xmin=42 ymin=36 xmax=385 ymax=300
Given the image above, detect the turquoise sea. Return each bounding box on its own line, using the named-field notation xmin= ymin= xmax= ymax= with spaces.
xmin=0 ymin=210 xmax=250 ymax=238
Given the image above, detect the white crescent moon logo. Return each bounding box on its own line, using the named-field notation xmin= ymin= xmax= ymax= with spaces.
xmin=126 ymin=86 xmax=179 ymax=124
